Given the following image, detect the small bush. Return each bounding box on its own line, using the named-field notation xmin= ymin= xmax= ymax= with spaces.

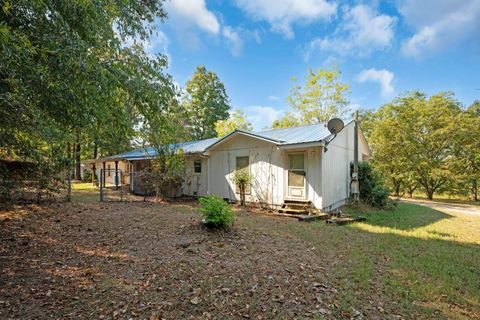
xmin=351 ymin=161 xmax=390 ymax=208
xmin=198 ymin=195 xmax=235 ymax=229
xmin=371 ymin=185 xmax=390 ymax=208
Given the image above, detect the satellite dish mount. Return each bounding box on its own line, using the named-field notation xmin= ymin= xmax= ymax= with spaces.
xmin=324 ymin=118 xmax=344 ymax=152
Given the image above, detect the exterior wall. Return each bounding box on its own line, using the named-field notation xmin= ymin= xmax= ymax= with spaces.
xmin=182 ymin=155 xmax=208 ymax=196
xmin=130 ymin=160 xmax=151 ymax=195
xmin=95 ymin=161 xmax=130 ymax=186
xmin=321 ymin=122 xmax=371 ymax=211
xmin=207 ymin=134 xmax=324 ymax=208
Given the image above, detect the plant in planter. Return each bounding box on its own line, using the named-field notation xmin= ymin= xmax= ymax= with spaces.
xmin=232 ymin=168 xmax=251 ymax=206
xmin=198 ymin=195 xmax=235 ymax=229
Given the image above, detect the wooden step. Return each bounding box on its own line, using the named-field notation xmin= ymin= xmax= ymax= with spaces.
xmin=298 ymin=214 xmax=330 ymax=222
xmin=278 ymin=208 xmax=308 ymax=214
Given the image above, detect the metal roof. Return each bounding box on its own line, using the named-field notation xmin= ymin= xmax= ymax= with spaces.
xmin=90 ymin=120 xmax=352 ymax=162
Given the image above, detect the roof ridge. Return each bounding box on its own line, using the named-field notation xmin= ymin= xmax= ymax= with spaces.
xmin=256 ymin=122 xmax=326 ymax=134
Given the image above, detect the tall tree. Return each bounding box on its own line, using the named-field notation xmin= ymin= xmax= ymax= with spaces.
xmin=368 ymin=92 xmax=462 ymax=199
xmin=0 ymin=0 xmax=171 ymax=196
xmin=452 ymin=101 xmax=480 ymax=200
xmin=183 ymin=66 xmax=231 ymax=140
xmin=215 ymin=110 xmax=252 ymax=137
xmin=286 ymin=67 xmax=350 ymax=124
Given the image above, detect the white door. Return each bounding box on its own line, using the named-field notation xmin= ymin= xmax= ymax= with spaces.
xmin=287 ymin=153 xmax=306 ymax=199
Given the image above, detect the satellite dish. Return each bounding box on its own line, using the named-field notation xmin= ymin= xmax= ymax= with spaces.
xmin=327 ymin=118 xmax=344 ymax=135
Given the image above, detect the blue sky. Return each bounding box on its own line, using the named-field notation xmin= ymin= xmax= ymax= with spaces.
xmin=148 ymin=0 xmax=480 ymax=130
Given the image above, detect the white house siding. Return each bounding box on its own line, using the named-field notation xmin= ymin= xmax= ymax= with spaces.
xmin=182 ymin=155 xmax=208 ymax=196
xmin=207 ymin=135 xmax=324 ymax=209
xmin=321 ymin=122 xmax=371 ymax=211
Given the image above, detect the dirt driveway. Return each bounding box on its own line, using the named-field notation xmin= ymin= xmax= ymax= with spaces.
xmin=399 ymin=198 xmax=480 ymax=215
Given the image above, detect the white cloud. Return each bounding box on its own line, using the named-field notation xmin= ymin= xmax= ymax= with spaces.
xmin=267 ymin=95 xmax=280 ymax=101
xmin=357 ymin=68 xmax=394 ymax=97
xmin=304 ymin=4 xmax=396 ymax=60
xmin=165 ymin=0 xmax=220 ymax=34
xmin=235 ymin=0 xmax=337 ymax=39
xmin=239 ymin=106 xmax=285 ymax=130
xmin=222 ymin=26 xmax=244 ymax=57
xmin=398 ymin=0 xmax=480 ymax=57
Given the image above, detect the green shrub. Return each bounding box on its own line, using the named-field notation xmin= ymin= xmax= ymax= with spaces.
xmin=371 ymin=185 xmax=390 ymax=208
xmin=351 ymin=161 xmax=390 ymax=208
xmin=198 ymin=195 xmax=235 ymax=229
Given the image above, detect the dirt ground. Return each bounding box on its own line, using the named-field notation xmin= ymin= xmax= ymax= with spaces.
xmin=0 ymin=201 xmax=349 ymax=320
xmin=1 ymin=199 xmax=478 ymax=319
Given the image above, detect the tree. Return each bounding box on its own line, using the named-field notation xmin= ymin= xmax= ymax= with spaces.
xmin=368 ymin=92 xmax=462 ymax=200
xmin=451 ymin=102 xmax=480 ymax=200
xmin=215 ymin=109 xmax=253 ymax=137
xmin=232 ymin=168 xmax=251 ymax=206
xmin=184 ymin=66 xmax=231 ymax=140
xmin=287 ymin=67 xmax=350 ymax=124
xmin=0 ymin=0 xmax=171 ymax=200
xmin=271 ymin=112 xmax=301 ymax=129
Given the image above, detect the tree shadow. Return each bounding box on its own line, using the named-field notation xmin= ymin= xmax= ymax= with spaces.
xmin=349 ymin=203 xmax=453 ymax=231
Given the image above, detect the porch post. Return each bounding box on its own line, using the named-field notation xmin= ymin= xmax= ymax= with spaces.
xmin=129 ymin=161 xmax=133 ymax=193
xmin=91 ymin=163 xmax=96 ymax=186
xmin=102 ymin=162 xmax=106 ymax=187
xmin=114 ymin=160 xmax=119 ymax=189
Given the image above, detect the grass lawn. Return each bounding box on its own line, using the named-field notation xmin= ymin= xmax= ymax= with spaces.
xmin=1 ymin=192 xmax=479 ymax=319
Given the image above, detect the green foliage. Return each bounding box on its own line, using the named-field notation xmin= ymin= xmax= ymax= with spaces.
xmin=352 ymin=162 xmax=390 ymax=208
xmin=232 ymin=168 xmax=251 ymax=206
xmin=0 ymin=0 xmax=173 ymax=199
xmin=215 ymin=109 xmax=253 ymax=137
xmin=1 ymin=0 xmax=168 ymax=155
xmin=271 ymin=112 xmax=302 ymax=129
xmin=277 ymin=66 xmax=350 ymax=127
xmin=198 ymin=195 xmax=235 ymax=229
xmin=363 ymin=91 xmax=468 ymax=200
xmin=184 ymin=66 xmax=231 ymax=139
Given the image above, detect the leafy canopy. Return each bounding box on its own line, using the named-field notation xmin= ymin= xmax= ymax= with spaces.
xmin=215 ymin=109 xmax=253 ymax=137
xmin=184 ymin=66 xmax=231 ymax=140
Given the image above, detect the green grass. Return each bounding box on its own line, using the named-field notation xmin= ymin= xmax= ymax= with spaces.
xmin=71 ymin=182 xmax=99 ymax=202
xmin=408 ymin=191 xmax=480 ymax=206
xmin=277 ymin=203 xmax=480 ymax=318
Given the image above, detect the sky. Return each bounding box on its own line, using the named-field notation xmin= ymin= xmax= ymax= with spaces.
xmin=147 ymin=0 xmax=480 ymax=130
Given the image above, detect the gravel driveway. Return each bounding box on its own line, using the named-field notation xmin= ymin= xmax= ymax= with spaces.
xmin=400 ymin=198 xmax=480 ymax=215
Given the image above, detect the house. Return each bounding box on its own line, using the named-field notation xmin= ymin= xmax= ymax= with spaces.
xmin=86 ymin=120 xmax=371 ymax=211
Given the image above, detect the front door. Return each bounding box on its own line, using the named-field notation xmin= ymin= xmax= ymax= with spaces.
xmin=287 ymin=153 xmax=306 ymax=199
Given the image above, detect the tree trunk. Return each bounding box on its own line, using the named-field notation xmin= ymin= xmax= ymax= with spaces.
xmin=471 ymin=179 xmax=478 ymax=201
xmin=92 ymin=141 xmax=98 ymax=185
xmin=426 ymin=189 xmax=434 ymax=200
xmin=240 ymin=185 xmax=246 ymax=206
xmin=406 ymin=185 xmax=416 ymax=198
xmin=75 ymin=134 xmax=81 ymax=181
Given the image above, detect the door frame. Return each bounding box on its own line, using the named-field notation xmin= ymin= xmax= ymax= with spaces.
xmin=285 ymin=151 xmax=307 ymax=200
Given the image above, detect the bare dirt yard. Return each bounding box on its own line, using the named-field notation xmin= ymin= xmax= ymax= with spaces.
xmin=1 ymin=196 xmax=479 ymax=319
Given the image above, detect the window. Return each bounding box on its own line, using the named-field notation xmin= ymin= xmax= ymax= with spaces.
xmin=107 ymin=164 xmax=111 ymax=177
xmin=236 ymin=156 xmax=249 ymax=170
xmin=235 ymin=156 xmax=250 ymax=194
xmin=288 ymin=154 xmax=305 ymax=187
xmin=194 ymin=159 xmax=202 ymax=173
